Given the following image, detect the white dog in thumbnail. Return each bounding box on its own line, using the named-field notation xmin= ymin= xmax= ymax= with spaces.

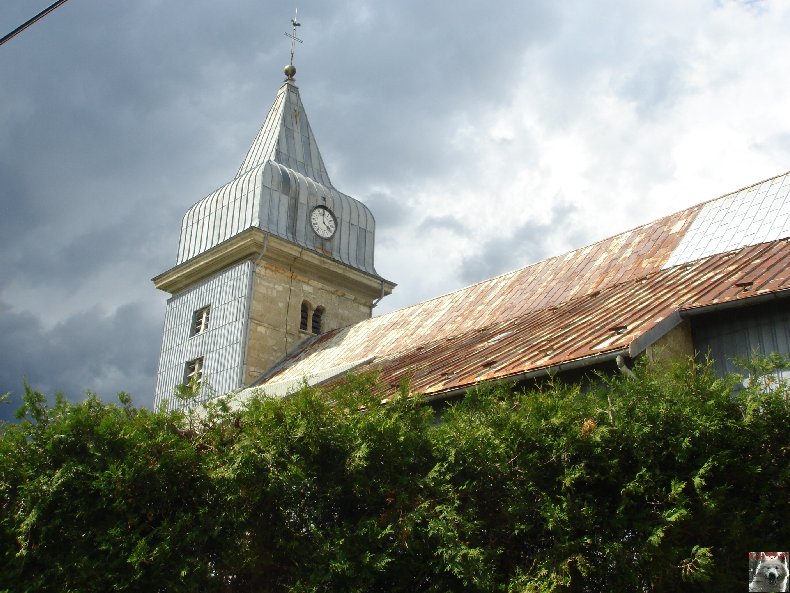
xmin=750 ymin=554 xmax=789 ymax=592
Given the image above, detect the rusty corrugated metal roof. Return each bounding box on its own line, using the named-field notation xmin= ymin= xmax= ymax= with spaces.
xmin=363 ymin=240 xmax=790 ymax=397
xmin=247 ymin=171 xmax=790 ymax=400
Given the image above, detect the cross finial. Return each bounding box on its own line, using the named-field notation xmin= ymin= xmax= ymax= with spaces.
xmin=283 ymin=8 xmax=302 ymax=81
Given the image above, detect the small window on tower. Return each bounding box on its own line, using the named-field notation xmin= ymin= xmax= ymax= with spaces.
xmin=300 ymin=301 xmax=310 ymax=332
xmin=191 ymin=306 xmax=210 ymax=336
xmin=183 ymin=357 xmax=204 ymax=388
xmin=312 ymin=306 xmax=324 ymax=335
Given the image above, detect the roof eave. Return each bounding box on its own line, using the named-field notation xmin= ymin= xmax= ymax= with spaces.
xmin=678 ymin=287 xmax=790 ymax=318
xmin=418 ymin=348 xmax=630 ymax=403
xmin=153 ymin=227 xmax=395 ymax=296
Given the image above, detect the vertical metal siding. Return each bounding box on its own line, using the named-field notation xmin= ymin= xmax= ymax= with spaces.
xmin=692 ymin=300 xmax=790 ymax=377
xmin=154 ymin=260 xmax=253 ymax=410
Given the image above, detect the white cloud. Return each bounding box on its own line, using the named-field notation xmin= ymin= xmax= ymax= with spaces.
xmin=370 ymin=0 xmax=790 ymax=311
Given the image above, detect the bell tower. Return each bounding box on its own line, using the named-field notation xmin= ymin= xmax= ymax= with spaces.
xmin=152 ymin=42 xmax=394 ymax=409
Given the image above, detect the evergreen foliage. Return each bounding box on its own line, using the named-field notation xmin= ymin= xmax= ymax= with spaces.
xmin=1 ymin=359 xmax=788 ymax=592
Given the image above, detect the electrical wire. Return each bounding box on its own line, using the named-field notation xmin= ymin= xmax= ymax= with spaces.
xmin=1 ymin=0 xmax=72 ymax=47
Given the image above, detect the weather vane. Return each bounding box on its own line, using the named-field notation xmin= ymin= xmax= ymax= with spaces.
xmin=283 ymin=8 xmax=302 ymax=81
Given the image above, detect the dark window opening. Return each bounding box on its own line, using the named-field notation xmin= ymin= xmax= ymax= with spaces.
xmin=300 ymin=301 xmax=310 ymax=331
xmin=312 ymin=306 xmax=324 ymax=335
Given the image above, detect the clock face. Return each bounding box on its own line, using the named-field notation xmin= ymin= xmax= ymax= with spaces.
xmin=310 ymin=206 xmax=337 ymax=239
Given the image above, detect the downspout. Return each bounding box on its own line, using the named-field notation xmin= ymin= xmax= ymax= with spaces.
xmin=239 ymin=234 xmax=269 ymax=387
xmin=371 ymin=279 xmax=386 ymax=308
xmin=616 ymin=354 xmax=636 ymax=379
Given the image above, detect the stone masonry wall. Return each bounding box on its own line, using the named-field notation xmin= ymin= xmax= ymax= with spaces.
xmin=243 ymin=258 xmax=373 ymax=384
xmin=645 ymin=319 xmax=695 ymax=363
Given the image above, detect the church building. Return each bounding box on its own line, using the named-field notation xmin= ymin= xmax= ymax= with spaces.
xmin=246 ymin=171 xmax=790 ymax=403
xmin=154 ymin=56 xmax=790 ymax=410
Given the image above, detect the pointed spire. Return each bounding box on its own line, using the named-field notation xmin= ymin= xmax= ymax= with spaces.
xmin=235 ymin=82 xmax=332 ymax=186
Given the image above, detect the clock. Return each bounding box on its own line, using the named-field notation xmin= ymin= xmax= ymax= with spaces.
xmin=310 ymin=205 xmax=337 ymax=239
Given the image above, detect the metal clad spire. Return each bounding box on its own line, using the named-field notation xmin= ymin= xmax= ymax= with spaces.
xmin=283 ymin=9 xmax=302 ymax=80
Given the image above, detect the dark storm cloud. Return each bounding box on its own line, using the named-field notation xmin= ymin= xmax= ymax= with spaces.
xmin=305 ymin=2 xmax=560 ymax=190
xmin=0 ymin=1 xmax=210 ymax=413
xmin=0 ymin=162 xmax=34 ymax=234
xmin=0 ymin=300 xmax=161 ymax=422
xmin=1 ymin=214 xmax=175 ymax=296
xmin=4 ymin=223 xmax=123 ymax=285
xmin=459 ymin=201 xmax=586 ymax=285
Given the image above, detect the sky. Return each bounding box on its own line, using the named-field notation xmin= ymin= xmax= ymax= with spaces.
xmin=2 ymin=0 xmax=790 ymax=418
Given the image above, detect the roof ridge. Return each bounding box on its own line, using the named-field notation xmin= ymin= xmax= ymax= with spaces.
xmin=695 ymin=168 xmax=790 ymax=208
xmin=375 ymin=211 xmax=682 ymax=318
xmin=235 ymin=82 xmax=288 ymax=179
xmin=378 ymin=169 xmax=790 ymax=319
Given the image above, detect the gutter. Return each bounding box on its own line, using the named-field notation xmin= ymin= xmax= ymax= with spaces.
xmin=626 ymin=290 xmax=790 ymax=362
xmin=679 ymin=288 xmax=790 ymax=318
xmin=422 ymin=348 xmax=629 ymax=403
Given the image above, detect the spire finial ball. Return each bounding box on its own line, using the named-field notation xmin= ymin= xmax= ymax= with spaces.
xmin=284 ymin=63 xmax=296 ymax=80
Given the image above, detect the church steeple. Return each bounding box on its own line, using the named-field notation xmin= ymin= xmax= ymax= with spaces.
xmin=152 ymin=35 xmax=394 ymax=410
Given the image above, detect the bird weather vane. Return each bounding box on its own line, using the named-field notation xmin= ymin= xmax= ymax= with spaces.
xmin=283 ymin=9 xmax=302 ymax=80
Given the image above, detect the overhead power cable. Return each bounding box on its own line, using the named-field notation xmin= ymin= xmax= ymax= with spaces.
xmin=0 ymin=0 xmax=72 ymax=47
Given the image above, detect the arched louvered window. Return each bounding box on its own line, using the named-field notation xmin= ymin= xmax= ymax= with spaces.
xmin=300 ymin=301 xmax=310 ymax=331
xmin=312 ymin=306 xmax=324 ymax=335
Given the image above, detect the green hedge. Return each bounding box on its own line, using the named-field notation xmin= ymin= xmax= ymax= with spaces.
xmin=1 ymin=359 xmax=788 ymax=592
